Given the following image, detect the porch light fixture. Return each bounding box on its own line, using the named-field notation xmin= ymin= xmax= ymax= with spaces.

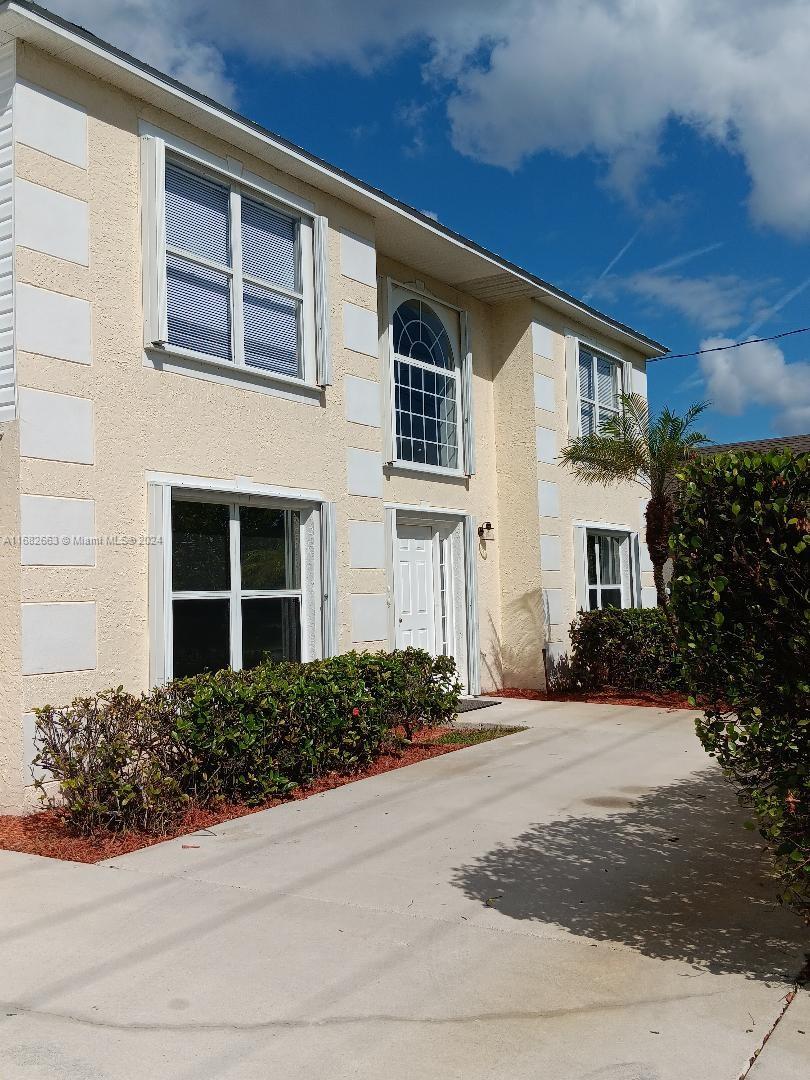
xmin=477 ymin=521 xmax=495 ymax=541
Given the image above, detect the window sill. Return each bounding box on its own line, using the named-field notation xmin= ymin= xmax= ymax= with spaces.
xmin=385 ymin=459 xmax=468 ymax=481
xmin=145 ymin=345 xmax=324 ymax=405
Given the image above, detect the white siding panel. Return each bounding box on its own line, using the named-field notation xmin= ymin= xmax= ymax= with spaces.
xmin=16 ymin=283 xmax=91 ymax=364
xmin=543 ymin=588 xmax=563 ymax=626
xmin=641 ymin=587 xmax=658 ymax=609
xmin=533 ymin=372 xmax=555 ymax=412
xmin=0 ymin=43 xmax=14 ymax=421
xmin=19 ymin=387 xmax=94 ymax=463
xmin=535 ymin=425 xmax=557 ymax=464
xmin=15 ymin=81 xmax=87 ymax=168
xmin=21 ymin=601 xmax=97 ymax=674
xmin=633 ymin=363 xmax=648 ymax=399
xmin=343 ymin=302 xmax=378 ymax=356
xmin=20 ymin=494 xmax=95 ymax=566
xmin=347 ymin=447 xmax=383 ymax=497
xmin=540 ymin=534 xmax=562 ymax=572
xmin=340 ymin=230 xmax=376 ymax=287
xmin=532 ymin=320 xmax=554 ymax=359
xmin=344 ymin=374 xmax=381 ymax=427
xmin=538 ymin=480 xmax=560 ymax=518
xmin=15 ymin=178 xmax=89 ymax=264
xmin=349 ymin=520 xmax=386 ymax=569
xmin=350 ymin=594 xmax=388 ymax=643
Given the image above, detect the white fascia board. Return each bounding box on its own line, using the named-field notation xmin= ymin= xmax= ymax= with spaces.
xmin=0 ymin=2 xmax=666 ymax=359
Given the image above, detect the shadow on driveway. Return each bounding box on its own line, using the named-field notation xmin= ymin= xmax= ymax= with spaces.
xmin=452 ymin=768 xmax=807 ymax=981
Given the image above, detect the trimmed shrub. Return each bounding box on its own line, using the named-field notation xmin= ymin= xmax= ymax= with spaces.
xmin=565 ymin=608 xmax=684 ymax=692
xmin=670 ymin=449 xmax=809 ymax=918
xmin=33 ymin=688 xmax=188 ymax=835
xmin=33 ymin=648 xmax=461 ymax=835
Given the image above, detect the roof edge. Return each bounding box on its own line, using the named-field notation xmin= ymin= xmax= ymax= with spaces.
xmin=1 ymin=0 xmax=668 ymax=357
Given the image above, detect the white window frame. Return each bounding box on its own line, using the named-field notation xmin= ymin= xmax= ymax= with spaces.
xmin=169 ymin=493 xmax=305 ymax=677
xmin=576 ymin=339 xmax=625 ymax=437
xmin=573 ymin=520 xmax=639 ymax=612
xmin=141 ymin=128 xmax=331 ymax=392
xmin=383 ymin=280 xmax=475 ymax=478
xmin=147 ymin=476 xmax=337 ymax=686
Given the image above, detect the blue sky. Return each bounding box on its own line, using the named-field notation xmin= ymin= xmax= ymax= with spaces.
xmin=52 ymin=1 xmax=810 ymax=442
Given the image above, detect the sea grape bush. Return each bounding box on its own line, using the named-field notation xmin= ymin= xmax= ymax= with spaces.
xmin=670 ymin=449 xmax=809 ymax=919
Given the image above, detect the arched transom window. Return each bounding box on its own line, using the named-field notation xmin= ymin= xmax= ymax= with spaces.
xmin=393 ymin=298 xmax=460 ymax=469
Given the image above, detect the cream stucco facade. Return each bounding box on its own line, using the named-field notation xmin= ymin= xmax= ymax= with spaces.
xmin=0 ymin=3 xmax=663 ymax=811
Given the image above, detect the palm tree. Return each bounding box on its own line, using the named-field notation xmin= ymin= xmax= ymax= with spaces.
xmin=560 ymin=394 xmax=709 ymax=611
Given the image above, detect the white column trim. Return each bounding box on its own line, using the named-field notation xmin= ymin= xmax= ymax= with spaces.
xmin=463 ymin=515 xmax=481 ymax=695
xmin=320 ymin=501 xmax=338 ymax=656
xmin=314 ymin=215 xmax=332 ymax=385
xmin=565 ymin=332 xmax=579 ymax=439
xmin=573 ymin=524 xmax=587 ymax=614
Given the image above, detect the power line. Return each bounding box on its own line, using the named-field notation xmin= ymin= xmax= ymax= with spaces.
xmin=650 ymin=324 xmax=810 ymax=362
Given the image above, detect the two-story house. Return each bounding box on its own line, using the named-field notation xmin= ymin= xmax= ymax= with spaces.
xmin=0 ymin=1 xmax=666 ymax=812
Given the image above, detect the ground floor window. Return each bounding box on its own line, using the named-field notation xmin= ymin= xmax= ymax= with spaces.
xmin=171 ymin=497 xmax=302 ymax=677
xmin=586 ymin=530 xmax=628 ymax=610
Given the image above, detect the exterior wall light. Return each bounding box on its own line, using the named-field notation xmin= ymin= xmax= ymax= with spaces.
xmin=477 ymin=521 xmax=495 ymax=541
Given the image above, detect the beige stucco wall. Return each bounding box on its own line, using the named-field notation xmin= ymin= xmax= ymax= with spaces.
xmin=0 ymin=42 xmax=655 ymax=808
xmin=529 ymin=304 xmax=656 ymax=655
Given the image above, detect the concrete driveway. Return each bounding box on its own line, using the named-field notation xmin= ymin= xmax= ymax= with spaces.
xmin=1 ymin=700 xmax=807 ymax=1080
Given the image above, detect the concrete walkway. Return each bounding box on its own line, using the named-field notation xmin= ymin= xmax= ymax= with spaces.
xmin=1 ymin=700 xmax=807 ymax=1080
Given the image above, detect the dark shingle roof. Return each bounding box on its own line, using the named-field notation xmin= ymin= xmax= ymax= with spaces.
xmin=701 ymin=434 xmax=810 ymax=456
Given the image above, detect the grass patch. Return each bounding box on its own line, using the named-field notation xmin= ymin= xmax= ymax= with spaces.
xmin=433 ymin=724 xmax=527 ymax=746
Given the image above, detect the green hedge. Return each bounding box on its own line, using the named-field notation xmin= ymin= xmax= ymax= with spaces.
xmin=33 ymin=649 xmax=461 ymax=835
xmin=670 ymin=449 xmax=809 ymax=918
xmin=558 ymin=608 xmax=684 ymax=693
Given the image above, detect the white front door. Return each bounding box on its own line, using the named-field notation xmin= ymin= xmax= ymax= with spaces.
xmin=396 ymin=524 xmax=435 ymax=651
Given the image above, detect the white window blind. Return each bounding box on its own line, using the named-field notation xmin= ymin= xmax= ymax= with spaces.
xmin=141 ymin=134 xmax=330 ymax=387
xmin=577 ymin=343 xmax=621 ymax=436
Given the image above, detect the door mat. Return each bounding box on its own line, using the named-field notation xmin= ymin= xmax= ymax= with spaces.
xmin=457 ymin=697 xmax=500 ymax=713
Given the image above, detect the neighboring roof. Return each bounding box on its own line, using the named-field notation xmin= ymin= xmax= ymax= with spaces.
xmin=702 ymin=433 xmax=810 ymax=456
xmin=0 ymin=0 xmax=668 ymax=358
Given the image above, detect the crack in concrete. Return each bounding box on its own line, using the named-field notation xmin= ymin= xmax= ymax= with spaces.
xmin=737 ymin=981 xmax=802 ymax=1079
xmin=1 ymin=989 xmax=721 ymax=1036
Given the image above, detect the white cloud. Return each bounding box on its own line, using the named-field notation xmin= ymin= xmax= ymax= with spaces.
xmin=47 ymin=1 xmax=237 ymax=104
xmin=624 ymin=272 xmax=768 ymax=333
xmin=49 ymin=1 xmax=810 ymax=234
xmin=700 ymin=338 xmax=810 ymax=434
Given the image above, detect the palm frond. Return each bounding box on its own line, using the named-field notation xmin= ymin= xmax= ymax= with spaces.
xmin=561 ymin=392 xmax=711 ymax=501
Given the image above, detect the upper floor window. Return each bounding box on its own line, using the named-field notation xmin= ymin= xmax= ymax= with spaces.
xmin=578 ymin=343 xmax=621 ymax=436
xmin=165 ymin=161 xmax=303 ymax=377
xmin=141 ymin=132 xmax=331 ymax=389
xmin=393 ymin=298 xmax=460 ymax=470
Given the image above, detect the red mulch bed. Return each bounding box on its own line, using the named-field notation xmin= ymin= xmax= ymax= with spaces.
xmin=0 ymin=727 xmax=475 ymax=865
xmin=488 ymin=687 xmax=696 ymax=710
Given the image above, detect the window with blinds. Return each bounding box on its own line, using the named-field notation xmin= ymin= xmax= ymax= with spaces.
xmin=578 ymin=344 xmax=621 ymax=437
xmin=164 ymin=160 xmax=303 ymax=378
